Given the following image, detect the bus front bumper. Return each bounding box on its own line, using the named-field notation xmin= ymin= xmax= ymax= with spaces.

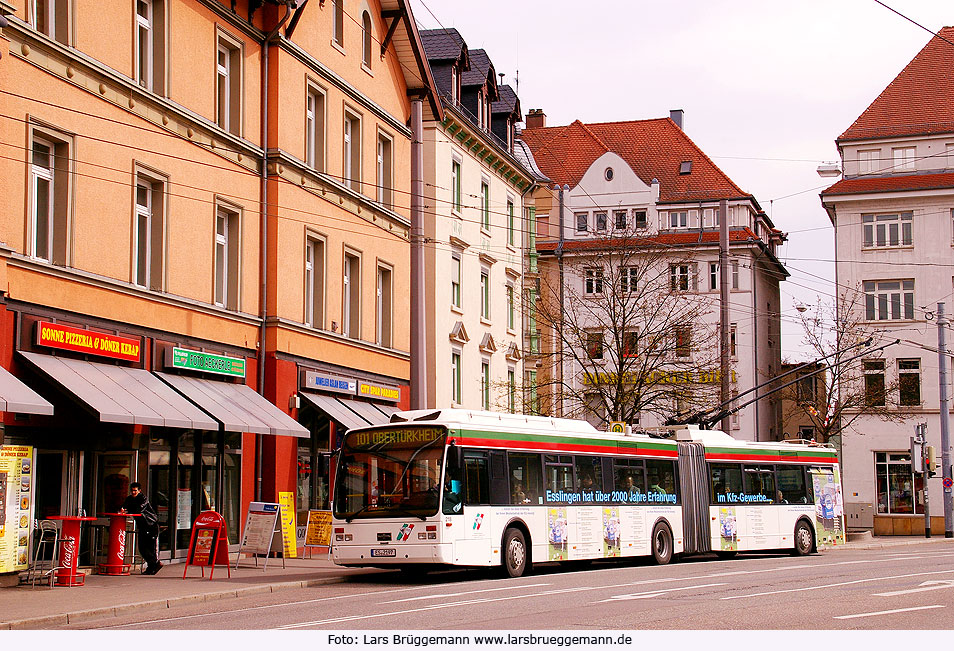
xmin=332 ymin=542 xmax=454 ymax=566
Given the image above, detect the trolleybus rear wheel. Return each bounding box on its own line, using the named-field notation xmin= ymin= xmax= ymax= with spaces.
xmin=651 ymin=523 xmax=673 ymax=565
xmin=503 ymin=528 xmax=528 ymax=578
xmin=793 ymin=521 xmax=814 ymax=556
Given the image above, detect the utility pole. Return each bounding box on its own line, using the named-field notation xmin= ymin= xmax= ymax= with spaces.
xmin=409 ymin=98 xmax=427 ymax=409
xmin=912 ymin=423 xmax=929 ymax=538
xmin=718 ymin=199 xmax=730 ymax=433
xmin=937 ymin=303 xmax=953 ymax=537
xmin=555 ymin=184 xmax=568 ymax=417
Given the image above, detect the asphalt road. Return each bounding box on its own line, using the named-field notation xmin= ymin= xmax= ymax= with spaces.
xmin=63 ymin=539 xmax=954 ymax=631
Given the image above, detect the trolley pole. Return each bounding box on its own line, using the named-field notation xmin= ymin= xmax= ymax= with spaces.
xmin=938 ymin=303 xmax=953 ymax=537
xmin=918 ymin=423 xmax=930 ymax=538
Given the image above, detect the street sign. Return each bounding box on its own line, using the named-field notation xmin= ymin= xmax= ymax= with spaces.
xmin=944 ymin=477 xmax=953 ymax=489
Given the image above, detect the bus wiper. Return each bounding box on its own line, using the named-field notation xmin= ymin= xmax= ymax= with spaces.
xmin=345 ymin=505 xmax=372 ymax=523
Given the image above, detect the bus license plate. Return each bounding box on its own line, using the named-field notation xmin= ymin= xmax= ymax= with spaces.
xmin=371 ymin=548 xmax=396 ymax=557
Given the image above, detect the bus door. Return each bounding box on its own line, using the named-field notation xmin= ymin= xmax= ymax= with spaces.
xmin=677 ymin=441 xmax=711 ymax=553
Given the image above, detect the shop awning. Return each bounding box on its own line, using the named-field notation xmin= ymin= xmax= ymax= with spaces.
xmin=299 ymin=393 xmax=376 ymax=431
xmin=373 ymin=403 xmax=400 ymax=420
xmin=156 ymin=373 xmax=309 ymax=438
xmin=345 ymin=399 xmax=395 ymax=426
xmin=19 ymin=352 xmax=217 ymax=429
xmin=0 ymin=364 xmax=54 ymax=415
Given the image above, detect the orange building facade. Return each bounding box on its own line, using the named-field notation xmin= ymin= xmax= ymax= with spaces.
xmin=0 ymin=0 xmax=436 ymax=568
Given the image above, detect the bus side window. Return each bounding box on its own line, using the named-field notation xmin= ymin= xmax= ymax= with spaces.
xmin=646 ymin=459 xmax=677 ymax=503
xmin=709 ymin=463 xmax=743 ymax=504
xmin=776 ymin=465 xmax=809 ymax=504
xmin=463 ymin=454 xmax=490 ymax=505
xmin=743 ymin=466 xmax=776 ymax=503
xmin=544 ymin=455 xmax=574 ymax=500
xmin=508 ymin=452 xmax=543 ymax=505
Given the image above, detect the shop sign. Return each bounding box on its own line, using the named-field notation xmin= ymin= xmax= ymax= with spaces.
xmin=168 ymin=347 xmax=246 ymax=378
xmin=278 ymin=491 xmax=297 ymax=558
xmin=301 ymin=370 xmax=356 ymax=395
xmin=357 ymin=381 xmax=401 ymax=402
xmin=36 ymin=321 xmax=141 ymax=362
xmin=0 ymin=446 xmax=34 ymax=573
xmin=583 ymin=369 xmax=737 ymax=386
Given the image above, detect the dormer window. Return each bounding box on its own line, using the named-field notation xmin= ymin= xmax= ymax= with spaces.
xmin=679 ymin=161 xmax=692 ymax=175
xmin=476 ymin=90 xmax=483 ymax=127
xmin=450 ymin=65 xmax=459 ymax=103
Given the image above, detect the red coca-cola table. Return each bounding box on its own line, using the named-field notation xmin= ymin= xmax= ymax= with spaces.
xmin=47 ymin=515 xmax=98 ymax=587
xmin=97 ymin=513 xmax=139 ymax=575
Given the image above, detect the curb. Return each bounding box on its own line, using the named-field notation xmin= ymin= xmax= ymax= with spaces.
xmin=2 ymin=574 xmax=352 ymax=630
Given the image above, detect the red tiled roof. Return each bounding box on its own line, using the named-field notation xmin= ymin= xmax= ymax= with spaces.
xmin=821 ymin=171 xmax=954 ymax=196
xmin=521 ymin=118 xmax=750 ymax=204
xmin=536 ymin=228 xmax=761 ymax=253
xmin=839 ymin=26 xmax=954 ymax=141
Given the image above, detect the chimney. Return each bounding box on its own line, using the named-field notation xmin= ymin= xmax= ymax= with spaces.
xmin=669 ymin=109 xmax=684 ymax=130
xmin=526 ymin=108 xmax=546 ymax=129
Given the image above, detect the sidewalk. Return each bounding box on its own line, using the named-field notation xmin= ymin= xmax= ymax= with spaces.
xmin=2 ymin=536 xmax=950 ymax=629
xmin=0 ymin=555 xmax=383 ymax=630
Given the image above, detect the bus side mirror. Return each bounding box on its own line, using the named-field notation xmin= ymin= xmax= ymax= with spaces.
xmin=447 ymin=443 xmax=463 ymax=471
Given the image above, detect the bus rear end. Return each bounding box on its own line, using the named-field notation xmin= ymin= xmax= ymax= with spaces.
xmin=331 ymin=424 xmax=460 ymax=569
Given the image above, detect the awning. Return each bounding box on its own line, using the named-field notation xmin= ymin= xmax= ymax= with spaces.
xmin=373 ymin=403 xmax=399 ymax=420
xmin=299 ymin=393 xmax=379 ymax=431
xmin=19 ymin=352 xmax=217 ymax=429
xmin=156 ymin=373 xmax=308 ymax=438
xmin=0 ymin=364 xmax=53 ymax=415
xmin=345 ymin=399 xmax=394 ymax=426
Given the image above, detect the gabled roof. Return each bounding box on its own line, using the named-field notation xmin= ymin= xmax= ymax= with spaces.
xmin=378 ymin=0 xmax=443 ymax=120
xmin=462 ymin=49 xmax=498 ymax=99
xmin=522 ymin=118 xmax=750 ymax=204
xmin=419 ymin=27 xmax=467 ymax=62
xmin=839 ymin=26 xmax=954 ymax=142
xmin=821 ymin=171 xmax=954 ymax=197
xmin=492 ymin=85 xmax=520 ymax=119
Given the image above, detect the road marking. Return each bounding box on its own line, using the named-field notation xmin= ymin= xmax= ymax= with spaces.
xmin=597 ymin=583 xmax=727 ymax=602
xmin=834 ymin=605 xmax=944 ymax=620
xmin=875 ymin=580 xmax=954 ymax=597
xmin=721 ymin=569 xmax=954 ymax=600
xmin=385 ymin=582 xmax=551 ymax=603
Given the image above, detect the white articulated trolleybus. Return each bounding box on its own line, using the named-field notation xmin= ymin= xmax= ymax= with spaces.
xmin=331 ymin=409 xmax=845 ymax=578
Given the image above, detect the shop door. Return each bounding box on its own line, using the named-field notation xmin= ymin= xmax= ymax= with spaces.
xmin=34 ymin=451 xmax=69 ymax=519
xmin=94 ymin=451 xmax=137 ymax=515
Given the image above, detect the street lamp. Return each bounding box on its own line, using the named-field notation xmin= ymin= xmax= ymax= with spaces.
xmin=816 ymin=163 xmax=842 ymax=178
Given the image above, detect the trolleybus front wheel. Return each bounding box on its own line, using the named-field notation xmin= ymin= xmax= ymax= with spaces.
xmin=651 ymin=523 xmax=673 ymax=565
xmin=793 ymin=520 xmax=814 ymax=556
xmin=503 ymin=528 xmax=528 ymax=578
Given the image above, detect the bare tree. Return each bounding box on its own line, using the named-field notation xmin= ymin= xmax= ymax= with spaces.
xmin=782 ymin=293 xmax=904 ymax=448
xmin=527 ymin=228 xmax=722 ymax=428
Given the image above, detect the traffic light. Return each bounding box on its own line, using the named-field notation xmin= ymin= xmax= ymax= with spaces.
xmin=925 ymin=445 xmax=937 ymax=477
xmin=910 ymin=436 xmax=925 ymax=474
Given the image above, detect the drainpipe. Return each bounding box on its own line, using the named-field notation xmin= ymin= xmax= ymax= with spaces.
xmin=410 ymin=97 xmax=427 ymax=409
xmin=256 ymin=3 xmax=295 ymax=502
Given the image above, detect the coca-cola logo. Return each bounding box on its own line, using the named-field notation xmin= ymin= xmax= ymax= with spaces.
xmin=61 ymin=536 xmax=76 ymax=567
xmin=114 ymin=530 xmax=126 ymax=563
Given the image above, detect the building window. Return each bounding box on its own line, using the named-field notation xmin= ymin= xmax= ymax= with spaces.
xmin=451 ymin=352 xmax=461 ymax=404
xmin=633 ymin=210 xmax=647 ymax=229
xmin=898 ymin=359 xmax=921 ymax=407
xmin=213 ymin=205 xmax=240 ymax=310
xmin=526 ymin=370 xmax=539 ymax=415
xmin=863 ymin=359 xmax=886 ymax=407
xmin=586 ymin=330 xmax=604 ymax=360
xmin=508 ymin=369 xmax=516 ymax=414
xmin=480 ymin=181 xmax=490 ymax=231
xmin=595 ymin=212 xmax=607 ymax=232
xmin=134 ymin=173 xmax=165 ymax=291
xmin=136 ymin=0 xmax=153 ymax=90
xmin=376 ymin=133 xmax=392 ymax=208
xmin=30 ymin=138 xmax=55 ymax=262
xmin=709 ymin=262 xmax=719 ymax=291
xmin=674 ymin=326 xmax=691 ymax=358
xmin=796 ymin=374 xmax=815 ymax=404
xmin=623 ymin=330 xmax=638 ymax=358
xmin=332 ymin=0 xmax=344 ymax=47
xmin=729 ymin=324 xmax=737 ymax=359
xmin=731 ymin=260 xmax=740 ymax=289
xmin=451 ymin=253 xmax=461 ymax=308
xmin=507 ymin=200 xmax=515 ymax=246
xmin=343 ymin=111 xmax=361 ymax=191
xmin=377 ymin=265 xmax=392 ymax=348
xmin=361 ymin=11 xmax=372 ymax=68
xmin=32 ymin=0 xmax=69 ymax=44
xmin=862 ymin=212 xmax=912 ymax=248
xmin=669 ymin=211 xmax=688 ymax=229
xmin=892 ymin=146 xmax=916 ymax=171
xmin=670 ymin=264 xmax=691 ymax=291
xmin=864 ymin=280 xmax=914 ymax=321
xmin=306 ymin=86 xmax=326 ymax=172
xmin=506 ymin=284 xmax=515 ymax=331
xmin=451 ymin=159 xmax=462 ymax=212
xmin=576 ymin=213 xmax=588 ymax=234
xmin=858 ymin=149 xmax=880 ymax=175
xmin=480 ymin=269 xmax=490 ymax=320
xmin=614 ymin=210 xmax=627 ymax=231
xmin=481 ymin=361 xmax=491 ymax=410
xmin=584 ymin=268 xmax=604 ymax=295
xmin=450 ymin=65 xmax=459 ymax=103
xmin=304 ymin=237 xmax=325 ymax=328
xmin=620 ymin=267 xmax=638 ymax=294
xmin=875 ymin=452 xmax=922 ymax=514
xmin=216 ymin=34 xmax=242 ymax=136
xmin=343 ymin=251 xmax=361 ymax=338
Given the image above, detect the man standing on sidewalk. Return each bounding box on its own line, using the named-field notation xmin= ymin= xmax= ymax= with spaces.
xmin=120 ymin=482 xmax=163 ymax=575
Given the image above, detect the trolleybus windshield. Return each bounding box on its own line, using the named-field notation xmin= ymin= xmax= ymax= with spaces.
xmin=333 ymin=426 xmax=447 ymax=521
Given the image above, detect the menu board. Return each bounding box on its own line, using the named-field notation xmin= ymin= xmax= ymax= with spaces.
xmin=278 ymin=492 xmax=297 ymax=559
xmin=0 ymin=446 xmax=35 ymax=573
xmin=305 ymin=510 xmax=332 ymax=547
xmin=239 ymin=502 xmax=280 ymax=555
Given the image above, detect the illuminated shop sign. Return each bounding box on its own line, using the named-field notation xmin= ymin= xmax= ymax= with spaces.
xmin=168 ymin=347 xmax=246 ymax=378
xmin=301 ymin=370 xmax=357 ymax=395
xmin=358 ymin=381 xmax=401 ymax=403
xmin=36 ymin=321 xmax=141 ymax=362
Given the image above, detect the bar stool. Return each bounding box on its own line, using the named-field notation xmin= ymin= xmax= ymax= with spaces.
xmin=28 ymin=520 xmax=68 ymax=588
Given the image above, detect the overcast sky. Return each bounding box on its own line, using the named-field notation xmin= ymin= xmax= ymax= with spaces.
xmin=409 ymin=0 xmax=953 ymax=361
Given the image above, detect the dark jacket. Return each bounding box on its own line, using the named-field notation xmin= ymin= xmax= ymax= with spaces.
xmin=122 ymin=492 xmax=158 ymax=528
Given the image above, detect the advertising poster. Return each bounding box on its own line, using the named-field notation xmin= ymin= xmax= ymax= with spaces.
xmin=602 ymin=506 xmax=621 ymax=557
xmin=278 ymin=491 xmax=297 ymax=558
xmin=240 ymin=502 xmax=280 ymax=555
xmin=176 ymin=489 xmax=192 ymax=530
xmin=547 ymin=507 xmax=568 ymax=560
xmin=191 ymin=528 xmax=216 ymax=566
xmin=305 ymin=510 xmax=332 ymax=547
xmin=719 ymin=506 xmax=738 ymax=551
xmin=619 ymin=508 xmax=646 ymax=554
xmin=574 ymin=507 xmax=601 ymax=559
xmin=812 ymin=470 xmax=845 ymax=547
xmin=0 ymin=446 xmax=34 ymax=573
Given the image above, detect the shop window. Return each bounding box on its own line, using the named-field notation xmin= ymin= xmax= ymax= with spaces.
xmin=875 ymin=452 xmax=923 ymax=514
